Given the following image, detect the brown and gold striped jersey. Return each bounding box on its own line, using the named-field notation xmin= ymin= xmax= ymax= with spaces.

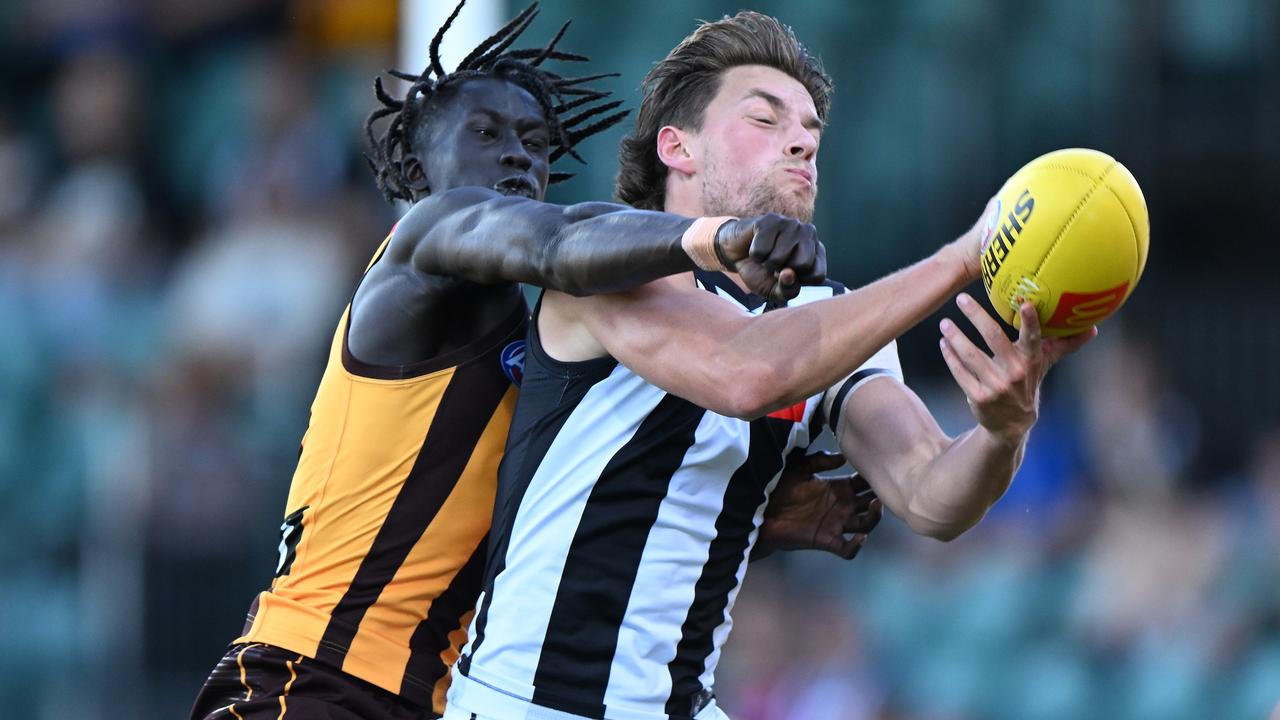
xmin=235 ymin=237 xmax=527 ymax=713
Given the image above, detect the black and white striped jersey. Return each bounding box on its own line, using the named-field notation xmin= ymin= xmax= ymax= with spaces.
xmin=452 ymin=271 xmax=902 ymax=720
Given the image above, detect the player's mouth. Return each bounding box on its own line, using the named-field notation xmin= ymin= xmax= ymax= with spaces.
xmin=494 ymin=176 xmax=537 ymax=199
xmin=783 ymin=167 xmax=814 ymax=187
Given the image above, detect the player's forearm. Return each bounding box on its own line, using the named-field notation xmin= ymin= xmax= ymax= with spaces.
xmin=410 ymin=193 xmax=699 ymax=294
xmin=534 ymin=204 xmax=700 ymax=295
xmin=726 ymin=243 xmax=974 ymax=417
xmin=895 ymin=426 xmax=1026 ymax=540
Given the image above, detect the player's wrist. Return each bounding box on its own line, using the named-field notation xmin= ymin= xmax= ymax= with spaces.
xmin=936 ymin=239 xmax=980 ymax=286
xmin=682 ymin=216 xmax=738 ymax=272
xmin=977 ymin=421 xmax=1029 ymax=452
xmin=712 ymin=223 xmax=737 ymax=271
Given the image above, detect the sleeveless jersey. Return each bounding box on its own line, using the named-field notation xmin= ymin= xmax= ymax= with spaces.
xmin=452 ymin=271 xmax=901 ymax=720
xmin=236 ymin=235 xmax=528 ymax=713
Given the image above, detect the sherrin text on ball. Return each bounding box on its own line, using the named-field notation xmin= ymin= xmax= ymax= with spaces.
xmin=979 ymin=148 xmax=1149 ymax=337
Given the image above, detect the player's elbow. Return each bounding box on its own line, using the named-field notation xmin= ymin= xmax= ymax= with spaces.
xmin=913 ymin=521 xmax=968 ymax=542
xmin=903 ymin=504 xmax=983 ymax=542
xmin=721 ymin=391 xmax=770 ymax=421
xmin=532 ymin=229 xmax=592 ymax=296
xmin=717 ymin=365 xmax=788 ymax=420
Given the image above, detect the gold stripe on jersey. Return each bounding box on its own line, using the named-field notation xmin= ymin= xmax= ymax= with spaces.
xmin=236 ymin=235 xmax=526 ymax=714
xmin=339 ymin=384 xmax=515 ymax=686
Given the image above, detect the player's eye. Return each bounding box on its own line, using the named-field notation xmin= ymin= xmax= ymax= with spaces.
xmin=473 ymin=126 xmax=495 ymax=138
xmin=523 ymin=137 xmax=548 ymax=152
xmin=750 ymin=116 xmax=776 ymax=126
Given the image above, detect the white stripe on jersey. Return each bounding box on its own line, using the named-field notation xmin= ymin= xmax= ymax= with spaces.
xmin=466 ymin=364 xmax=668 ymax=688
xmin=690 ymin=470 xmax=783 ymax=694
xmin=604 ymin=412 xmax=748 ymax=710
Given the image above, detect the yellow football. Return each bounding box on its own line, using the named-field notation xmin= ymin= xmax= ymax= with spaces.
xmin=979 ymin=148 xmax=1149 ymax=337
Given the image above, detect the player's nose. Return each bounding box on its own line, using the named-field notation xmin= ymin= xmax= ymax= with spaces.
xmin=787 ymin=132 xmax=817 ymax=160
xmin=500 ymin=134 xmax=533 ymax=171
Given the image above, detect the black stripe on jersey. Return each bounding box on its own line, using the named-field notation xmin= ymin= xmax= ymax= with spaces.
xmin=693 ymin=271 xmax=847 ymax=312
xmin=315 ymin=350 xmax=513 ymax=669
xmin=530 ymin=394 xmax=707 ymax=718
xmin=400 ymin=537 xmax=487 ymax=705
xmin=807 ymin=400 xmax=826 ymax=446
xmin=827 ymin=368 xmax=894 ymax=434
xmin=465 ymin=302 xmax=617 ymax=669
xmin=693 ymin=269 xmax=764 ymax=311
xmin=665 ymin=420 xmax=784 ymax=717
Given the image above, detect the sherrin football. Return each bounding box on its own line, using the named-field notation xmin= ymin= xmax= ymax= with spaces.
xmin=979 ymin=148 xmax=1149 ymax=337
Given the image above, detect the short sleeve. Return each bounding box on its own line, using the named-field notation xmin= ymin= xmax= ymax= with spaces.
xmin=819 ymin=340 xmax=904 ymax=435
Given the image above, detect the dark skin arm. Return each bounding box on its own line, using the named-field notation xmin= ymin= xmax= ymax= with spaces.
xmin=389 ymin=190 xmax=867 ymax=556
xmin=349 ymin=187 xmax=826 ymax=366
xmin=347 ymin=186 xmax=851 ymax=553
xmin=393 ymin=186 xmax=825 ymax=299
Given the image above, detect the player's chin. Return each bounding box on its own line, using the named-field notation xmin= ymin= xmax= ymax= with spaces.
xmin=780 ymin=194 xmax=816 ymax=223
xmin=742 ymin=186 xmax=816 ymax=223
xmin=779 ymin=185 xmax=816 ymax=222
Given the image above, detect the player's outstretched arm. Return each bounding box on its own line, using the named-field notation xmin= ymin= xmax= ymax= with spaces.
xmin=390 ymin=187 xmax=824 ymax=302
xmin=538 ymin=215 xmax=984 ymax=420
xmin=830 ymin=296 xmax=1095 ymax=540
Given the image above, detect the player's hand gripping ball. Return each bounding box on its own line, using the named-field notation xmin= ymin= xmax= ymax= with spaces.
xmin=979 ymin=148 xmax=1149 ymax=337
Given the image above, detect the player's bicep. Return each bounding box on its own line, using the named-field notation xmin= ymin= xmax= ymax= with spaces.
xmin=819 ymin=339 xmax=905 ymax=433
xmin=540 ymin=276 xmax=756 ymax=415
xmin=396 ymin=188 xmax=561 ymax=284
xmin=834 ymin=378 xmax=951 ymax=519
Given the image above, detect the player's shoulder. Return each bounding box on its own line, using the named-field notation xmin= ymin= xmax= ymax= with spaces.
xmin=389 ymin=187 xmax=503 ymax=251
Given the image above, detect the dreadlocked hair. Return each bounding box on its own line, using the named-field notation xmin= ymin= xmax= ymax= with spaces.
xmin=364 ymin=0 xmax=629 ymax=204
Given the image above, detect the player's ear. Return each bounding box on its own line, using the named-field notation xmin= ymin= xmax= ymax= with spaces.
xmin=403 ymin=154 xmax=431 ymax=195
xmin=656 ymin=126 xmax=697 ymax=177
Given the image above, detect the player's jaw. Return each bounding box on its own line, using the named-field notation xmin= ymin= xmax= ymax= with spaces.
xmin=746 ymin=175 xmax=817 ymax=222
xmin=762 ymin=171 xmax=818 ymax=221
xmin=770 ymin=161 xmax=818 ymax=217
xmin=700 ymin=162 xmax=817 ymax=222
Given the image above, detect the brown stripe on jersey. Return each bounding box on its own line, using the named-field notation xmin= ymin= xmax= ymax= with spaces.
xmin=400 ymin=537 xmax=486 ymax=708
xmin=314 ymin=355 xmax=513 ymax=669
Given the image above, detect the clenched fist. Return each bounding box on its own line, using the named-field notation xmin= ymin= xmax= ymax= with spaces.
xmin=715 ymin=214 xmax=827 ymax=304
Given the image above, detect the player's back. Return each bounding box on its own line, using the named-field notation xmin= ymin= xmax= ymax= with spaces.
xmin=235 ymin=236 xmax=528 ymax=713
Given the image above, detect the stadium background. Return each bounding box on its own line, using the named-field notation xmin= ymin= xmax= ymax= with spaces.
xmin=1 ymin=0 xmax=1278 ymax=717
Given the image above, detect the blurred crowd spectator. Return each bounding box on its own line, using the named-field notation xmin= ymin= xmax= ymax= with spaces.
xmin=0 ymin=1 xmax=394 ymax=716
xmin=0 ymin=1 xmax=1276 ymax=719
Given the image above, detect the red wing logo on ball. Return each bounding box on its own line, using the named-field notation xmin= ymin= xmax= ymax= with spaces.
xmin=1046 ymin=282 xmax=1130 ymax=330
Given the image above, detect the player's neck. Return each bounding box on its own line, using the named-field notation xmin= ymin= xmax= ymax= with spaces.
xmin=662 ymin=192 xmax=703 ymax=221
